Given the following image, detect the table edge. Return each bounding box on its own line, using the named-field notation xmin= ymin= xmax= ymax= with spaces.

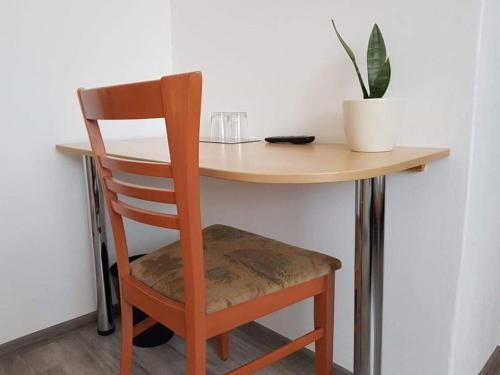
xmin=55 ymin=144 xmax=450 ymax=184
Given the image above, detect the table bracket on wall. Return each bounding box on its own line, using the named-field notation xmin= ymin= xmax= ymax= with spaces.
xmin=406 ymin=164 xmax=426 ymax=172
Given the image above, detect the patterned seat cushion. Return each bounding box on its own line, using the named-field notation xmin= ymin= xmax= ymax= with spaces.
xmin=130 ymin=224 xmax=341 ymax=314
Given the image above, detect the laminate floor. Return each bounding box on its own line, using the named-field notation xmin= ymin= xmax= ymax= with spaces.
xmin=481 ymin=347 xmax=500 ymax=375
xmin=0 ymin=321 xmax=351 ymax=375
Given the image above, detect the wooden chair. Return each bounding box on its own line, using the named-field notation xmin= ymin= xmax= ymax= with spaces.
xmin=78 ymin=72 xmax=342 ymax=374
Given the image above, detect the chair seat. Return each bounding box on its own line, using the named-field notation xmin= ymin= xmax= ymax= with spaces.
xmin=130 ymin=224 xmax=341 ymax=313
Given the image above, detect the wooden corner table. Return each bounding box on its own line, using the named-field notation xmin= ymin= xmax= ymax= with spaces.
xmin=56 ymin=138 xmax=449 ymax=375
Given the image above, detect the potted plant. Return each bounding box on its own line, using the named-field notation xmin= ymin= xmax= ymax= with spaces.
xmin=332 ymin=20 xmax=402 ymax=152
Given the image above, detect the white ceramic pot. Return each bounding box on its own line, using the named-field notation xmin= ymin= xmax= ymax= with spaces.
xmin=343 ymin=99 xmax=403 ymax=152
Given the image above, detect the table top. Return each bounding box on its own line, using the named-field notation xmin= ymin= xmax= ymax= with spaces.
xmin=56 ymin=138 xmax=449 ymax=184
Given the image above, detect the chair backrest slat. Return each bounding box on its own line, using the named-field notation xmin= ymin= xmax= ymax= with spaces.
xmin=79 ymin=80 xmax=163 ymax=120
xmin=104 ymin=177 xmax=176 ymax=204
xmin=111 ymin=200 xmax=179 ymax=229
xmin=100 ymin=156 xmax=172 ymax=178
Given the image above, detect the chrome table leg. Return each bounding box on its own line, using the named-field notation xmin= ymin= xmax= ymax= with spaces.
xmin=354 ymin=176 xmax=385 ymax=375
xmin=83 ymin=155 xmax=115 ymax=335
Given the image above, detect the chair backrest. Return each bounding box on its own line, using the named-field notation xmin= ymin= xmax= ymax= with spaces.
xmin=78 ymin=72 xmax=205 ymax=316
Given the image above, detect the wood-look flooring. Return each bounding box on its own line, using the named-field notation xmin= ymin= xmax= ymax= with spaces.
xmin=481 ymin=346 xmax=500 ymax=375
xmin=0 ymin=320 xmax=351 ymax=375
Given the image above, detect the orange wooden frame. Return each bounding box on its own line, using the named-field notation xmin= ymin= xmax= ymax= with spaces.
xmin=78 ymin=72 xmax=337 ymax=374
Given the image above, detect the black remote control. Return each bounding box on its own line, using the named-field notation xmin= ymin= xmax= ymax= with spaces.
xmin=264 ymin=136 xmax=315 ymax=145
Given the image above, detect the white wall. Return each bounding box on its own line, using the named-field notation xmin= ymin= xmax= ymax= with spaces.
xmin=2 ymin=1 xmax=497 ymax=375
xmin=170 ymin=0 xmax=480 ymax=373
xmin=449 ymin=0 xmax=500 ymax=373
xmin=0 ymin=0 xmax=173 ymax=344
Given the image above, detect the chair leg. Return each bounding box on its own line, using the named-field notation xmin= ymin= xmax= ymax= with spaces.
xmin=186 ymin=334 xmax=207 ymax=374
xmin=120 ymin=299 xmax=134 ymax=375
xmin=217 ymin=332 xmax=230 ymax=361
xmin=314 ymin=273 xmax=335 ymax=375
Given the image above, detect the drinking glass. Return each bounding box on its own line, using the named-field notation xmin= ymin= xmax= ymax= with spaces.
xmin=210 ymin=112 xmax=249 ymax=142
xmin=226 ymin=112 xmax=249 ymax=141
xmin=210 ymin=112 xmax=228 ymax=140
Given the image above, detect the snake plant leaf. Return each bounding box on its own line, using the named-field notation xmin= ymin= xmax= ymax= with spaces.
xmin=367 ymin=24 xmax=388 ymax=97
xmin=369 ymin=58 xmax=391 ymax=98
xmin=331 ymin=19 xmax=369 ymax=99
